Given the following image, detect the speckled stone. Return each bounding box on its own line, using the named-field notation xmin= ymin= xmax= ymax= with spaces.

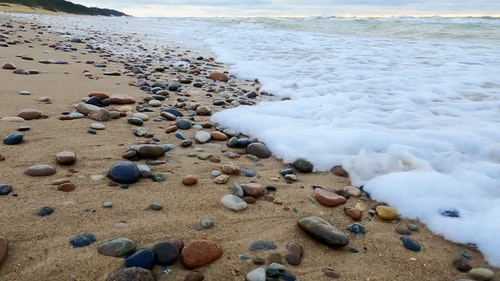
xmin=99 ymin=238 xmax=137 ymax=257
xmin=297 ymin=216 xmax=349 ymax=248
xmin=106 ymin=267 xmax=155 ymax=281
xmin=181 ymin=240 xmax=223 ymax=269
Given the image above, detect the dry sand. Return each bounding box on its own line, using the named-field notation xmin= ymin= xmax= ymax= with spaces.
xmin=0 ymin=10 xmax=499 ymax=281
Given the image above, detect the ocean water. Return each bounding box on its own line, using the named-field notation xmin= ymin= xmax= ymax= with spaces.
xmin=14 ymin=14 xmax=500 ymax=267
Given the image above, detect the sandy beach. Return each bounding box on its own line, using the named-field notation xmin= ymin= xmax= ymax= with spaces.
xmin=0 ymin=10 xmax=499 ymax=281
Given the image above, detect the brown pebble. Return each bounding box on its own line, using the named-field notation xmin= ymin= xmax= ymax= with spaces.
xmin=25 ymin=164 xmax=56 ymax=177
xmin=57 ymin=182 xmax=75 ymax=192
xmin=122 ymin=150 xmax=137 ymax=159
xmin=221 ymin=163 xmax=240 ymax=175
xmin=88 ymin=92 xmax=109 ymax=99
xmin=241 ymin=182 xmax=265 ymax=198
xmin=246 ymin=142 xmax=272 ymax=158
xmin=165 ymin=125 xmax=178 ymax=133
xmin=330 ymin=165 xmax=349 ymax=177
xmin=253 ymin=257 xmax=265 ymax=265
xmin=55 ymin=151 xmax=77 ymax=165
xmin=208 ymin=71 xmax=229 ymax=82
xmin=196 ymin=105 xmax=212 ymax=116
xmin=242 ymin=196 xmax=257 ymax=204
xmin=344 ymin=207 xmax=362 ymax=221
xmin=453 ymin=257 xmax=472 ymax=272
xmin=209 ymin=131 xmax=228 ymax=141
xmin=314 ymin=188 xmax=346 ymax=207
xmin=182 ymin=175 xmax=198 ymax=186
xmin=184 ymin=271 xmax=205 ymax=281
xmin=267 ymin=253 xmax=283 ymax=264
xmin=285 ymin=242 xmax=304 ymax=266
xmin=110 ymin=94 xmax=135 ymax=104
xmin=167 ymin=237 xmax=184 ymax=252
xmin=0 ymin=236 xmax=8 ymax=267
xmin=161 ymin=111 xmax=177 ymax=120
xmin=181 ymin=240 xmax=223 ymax=269
xmin=322 ymin=268 xmax=341 ymax=278
xmin=0 ymin=155 xmax=6 ymax=161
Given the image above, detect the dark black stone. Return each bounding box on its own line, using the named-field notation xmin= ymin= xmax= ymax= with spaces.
xmin=279 ymin=168 xmax=295 ymax=176
xmin=212 ymin=100 xmax=225 ymax=106
xmin=347 ymin=223 xmax=366 ymax=234
xmin=161 ymin=108 xmax=183 ymax=117
xmin=37 ymin=206 xmax=54 ymax=216
xmin=87 ymin=130 xmax=97 ymax=135
xmin=108 ymin=161 xmax=141 ymax=184
xmin=401 ymin=236 xmax=421 ymax=252
xmin=125 ymin=249 xmax=156 ymax=270
xmin=249 ymin=240 xmax=277 ymax=251
xmin=0 ymin=184 xmax=12 ymax=195
xmin=128 ymin=117 xmax=144 ymax=126
xmin=152 ymin=241 xmax=179 ymax=265
xmin=70 ymin=233 xmax=97 ymax=248
xmin=17 ymin=126 xmax=30 ymax=132
xmin=193 ymin=82 xmax=203 ymax=88
xmin=441 ymin=209 xmax=460 ymax=218
xmin=168 ymin=84 xmax=179 ymax=91
xmin=279 ymin=272 xmax=297 ymax=281
xmin=86 ymin=96 xmax=103 ymax=106
xmin=293 ymin=158 xmax=314 ymax=173
xmin=3 ymin=133 xmax=23 ymax=145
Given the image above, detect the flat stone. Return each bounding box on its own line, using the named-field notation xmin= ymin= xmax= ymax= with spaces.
xmin=90 ymin=123 xmax=106 ymax=130
xmin=176 ymin=119 xmax=193 ymax=130
xmin=208 ymin=71 xmax=229 ymax=82
xmin=285 ymin=242 xmax=304 ymax=266
xmin=246 ymin=142 xmax=272 ymax=158
xmin=88 ymin=92 xmax=110 ymax=99
xmin=196 ymin=105 xmax=212 ymax=116
xmin=241 ymin=182 xmax=265 ymax=198
xmin=297 ymin=216 xmax=349 ymax=248
xmin=106 ymin=267 xmax=155 ymax=281
xmin=1 ymin=116 xmax=25 ymax=122
xmin=210 ymin=131 xmax=228 ymax=141
xmin=240 ymin=167 xmax=257 ymax=177
xmin=221 ymin=194 xmax=248 ymax=211
xmin=0 ymin=236 xmax=7 ymax=267
xmin=17 ymin=109 xmax=41 ymax=120
xmin=250 ymin=240 xmax=277 ymax=251
xmin=401 ymin=236 xmax=421 ymax=252
xmin=88 ymin=109 xmax=111 ymax=121
xmin=57 ymin=182 xmax=75 ymax=192
xmin=195 ymin=131 xmax=211 ymax=143
xmin=128 ymin=117 xmax=144 ymax=126
xmin=132 ymin=112 xmax=149 ymax=121
xmin=0 ymin=184 xmax=13 ymax=195
xmin=182 ymin=175 xmax=198 ymax=186
xmin=108 ymin=161 xmax=141 ymax=184
xmin=3 ymin=133 xmax=23 ymax=145
xmin=110 ymin=94 xmax=135 ymax=104
xmin=152 ymin=241 xmax=179 ymax=265
xmin=2 ymin=62 xmax=16 ymax=69
xmin=468 ymin=268 xmax=494 ymax=280
xmin=134 ymin=144 xmax=165 ymax=159
xmin=69 ymin=233 xmax=96 ymax=248
xmin=37 ymin=206 xmax=54 ymax=216
xmin=148 ymin=203 xmax=163 ymax=210
xmin=376 ymin=206 xmax=399 ymax=221
xmin=180 ymin=240 xmax=223 ymax=269
xmin=98 ymin=238 xmax=136 ymax=257
xmin=344 ymin=207 xmax=362 ymax=221
xmin=314 ymin=188 xmax=346 ymax=207
xmin=55 ymin=151 xmax=76 ymax=165
xmin=17 ymin=126 xmax=30 ymax=131
xmin=293 ymin=158 xmax=314 ymax=173
xmin=125 ymin=249 xmax=156 ymax=270
xmin=344 ymin=185 xmax=362 ymax=197
xmin=25 ymin=164 xmax=56 ymax=176
xmin=75 ymin=103 xmax=101 ymax=115
xmin=246 ymin=267 xmax=266 ymax=281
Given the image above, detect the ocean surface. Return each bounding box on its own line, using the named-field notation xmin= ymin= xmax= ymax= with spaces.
xmin=13 ymin=14 xmax=500 ymax=267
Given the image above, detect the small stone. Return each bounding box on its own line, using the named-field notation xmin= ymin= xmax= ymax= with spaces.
xmin=108 ymin=161 xmax=141 ymax=184
xmin=55 ymin=151 xmax=76 ymax=165
xmin=293 ymin=158 xmax=314 ymax=173
xmin=314 ymin=188 xmax=346 ymax=207
xmin=149 ymin=203 xmax=163 ymax=210
xmin=0 ymin=184 xmax=12 ymax=195
xmin=221 ymin=194 xmax=248 ymax=211
xmin=246 ymin=267 xmax=266 ymax=281
xmin=184 ymin=271 xmax=205 ymax=281
xmin=285 ymin=242 xmax=303 ymax=265
xmin=196 ymin=105 xmax=212 ymax=116
xmin=110 ymin=94 xmax=135 ymax=104
xmin=201 ymin=219 xmax=213 ymax=228
xmin=376 ymin=206 xmax=399 ymax=220
xmin=99 ymin=238 xmax=137 ymax=257
xmin=232 ymin=183 xmax=244 ymax=197
xmin=2 ymin=62 xmax=16 ymax=69
xmin=284 ymin=174 xmax=297 ymax=181
xmin=344 ymin=207 xmax=362 ymax=221
xmin=241 ymin=182 xmax=265 ymax=198
xmin=453 ymin=257 xmax=472 ymax=272
xmin=222 ymin=163 xmax=240 ymax=175
xmin=17 ymin=109 xmax=41 ymax=120
xmin=297 ymin=216 xmax=349 ymax=248
xmin=90 ymin=123 xmax=106 ymax=130
xmin=103 ymin=201 xmax=113 ymax=208
xmin=153 ymin=241 xmax=179 ymax=265
xmin=209 ymin=131 xmax=228 ymax=141
xmin=135 ymin=144 xmax=165 ymax=159
xmin=250 ymin=240 xmax=277 ymax=251
xmin=279 ymin=168 xmax=295 ymax=176
xmin=75 ymin=103 xmax=100 ymax=115
xmin=25 ymin=164 xmax=56 ymax=176
xmin=468 ymin=268 xmax=494 ymax=280
xmin=57 ymin=182 xmax=75 ymax=192
xmin=70 ymin=233 xmax=96 ymax=248
xmin=246 ymin=142 xmax=272 ymax=158
xmin=182 ymin=175 xmax=198 ymax=186
xmin=208 ymin=71 xmax=229 ymax=82
xmin=88 ymin=109 xmax=111 ymax=121
xmin=0 ymin=236 xmax=7 ymax=267
xmin=134 ymin=127 xmax=148 ymax=137
xmin=195 ymin=131 xmax=211 ymax=143
xmin=3 ymin=133 xmax=23 ymax=145
xmin=128 ymin=117 xmax=144 ymax=126
xmin=214 ymin=175 xmax=229 ymax=184
xmin=106 ymin=267 xmax=155 ymax=281
xmin=322 ymin=268 xmax=341 ymax=278
xmin=148 ymin=100 xmax=162 ymax=107
xmin=176 ymin=119 xmax=193 ymax=130
xmin=18 ymin=126 xmax=30 ymax=132
xmin=125 ymin=249 xmax=156 ymax=270
xmin=346 ymin=223 xmax=366 ymax=234
xmin=180 ymin=240 xmax=223 ymax=269
xmin=1 ymin=116 xmax=25 ymax=122
xmin=240 ymin=167 xmax=257 ymax=177
xmin=151 ymin=172 xmax=167 ymax=182
xmin=395 ymin=225 xmax=412 ymax=235
xmin=14 ymin=69 xmax=29 ymax=75
xmin=401 ymin=236 xmax=421 ymax=252
xmin=407 ymin=222 xmax=420 ymax=231
xmin=343 ymin=185 xmax=362 ymax=197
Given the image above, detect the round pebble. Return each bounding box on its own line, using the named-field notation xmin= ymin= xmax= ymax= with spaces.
xmin=3 ymin=133 xmax=23 ymax=145
xmin=180 ymin=240 xmax=223 ymax=269
xmin=201 ymin=219 xmax=213 ymax=228
xmin=70 ymin=233 xmax=96 ymax=248
xmin=98 ymin=238 xmax=136 ymax=257
xmin=90 ymin=123 xmax=106 ymax=130
xmin=103 ymin=201 xmax=113 ymax=208
xmin=221 ymin=194 xmax=248 ymax=211
xmin=25 ymin=164 xmax=56 ymax=176
xmin=182 ymin=175 xmax=198 ymax=186
xmin=293 ymin=158 xmax=314 ymax=173
xmin=55 ymin=151 xmax=76 ymax=165
xmin=149 ymin=202 xmax=163 ymax=210
xmin=108 ymin=161 xmax=141 ymax=184
xmin=152 ymin=241 xmax=179 ymax=265
xmin=0 ymin=184 xmax=13 ymax=195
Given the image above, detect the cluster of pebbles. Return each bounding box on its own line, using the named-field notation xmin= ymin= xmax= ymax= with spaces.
xmin=0 ymin=17 xmax=497 ymax=281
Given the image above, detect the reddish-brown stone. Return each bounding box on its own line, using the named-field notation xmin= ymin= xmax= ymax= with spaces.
xmin=285 ymin=242 xmax=303 ymax=266
xmin=344 ymin=207 xmax=362 ymax=221
xmin=314 ymin=188 xmax=346 ymax=207
xmin=182 ymin=175 xmax=198 ymax=186
xmin=55 ymin=151 xmax=76 ymax=165
xmin=88 ymin=92 xmax=110 ymax=99
xmin=165 ymin=125 xmax=178 ymax=133
xmin=110 ymin=94 xmax=135 ymax=104
xmin=208 ymin=72 xmax=228 ymax=82
xmin=209 ymin=131 xmax=228 ymax=141
xmin=57 ymin=182 xmax=75 ymax=192
xmin=181 ymin=240 xmax=223 ymax=269
xmin=241 ymin=183 xmax=265 ymax=198
xmin=246 ymin=142 xmax=272 ymax=158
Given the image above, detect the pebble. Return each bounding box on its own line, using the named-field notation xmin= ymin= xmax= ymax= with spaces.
xmin=196 ymin=105 xmax=212 ymax=116
xmin=284 ymin=174 xmax=297 ymax=181
xmin=55 ymin=151 xmax=76 ymax=165
xmin=0 ymin=184 xmax=12 ymax=195
xmin=125 ymin=249 xmax=156 ymax=269
xmin=180 ymin=240 xmax=223 ymax=269
xmin=90 ymin=123 xmax=106 ymax=130
xmin=132 ymin=112 xmax=149 ymax=121
xmin=344 ymin=207 xmax=362 ymax=221
xmin=182 ymin=175 xmax=198 ymax=186
xmin=0 ymin=236 xmax=7 ymax=267
xmin=285 ymin=242 xmax=304 ymax=265
xmin=221 ymin=194 xmax=248 ymax=211
xmin=25 ymin=164 xmax=56 ymax=176
xmin=148 ymin=203 xmax=163 ymax=210
xmin=232 ymin=183 xmax=244 ymax=197
xmin=2 ymin=62 xmax=16 ymax=69
xmin=246 ymin=142 xmax=272 ymax=158
xmin=3 ymin=133 xmax=23 ymax=145
xmin=210 ymin=131 xmax=228 ymax=141
xmin=110 ymin=94 xmax=135 ymax=104
xmin=395 ymin=225 xmax=412 ymax=235
xmin=151 ymin=172 xmax=166 ymax=182
xmin=222 ymin=163 xmax=240 ymax=175
xmin=453 ymin=257 xmax=472 ymax=272
xmin=346 ymin=223 xmax=366 ymax=234
xmin=343 ymin=185 xmax=362 ymax=197
xmin=37 ymin=206 xmax=54 ymax=216
xmin=108 ymin=161 xmax=141 ymax=184
xmin=176 ymin=119 xmax=193 ymax=130
xmin=134 ymin=144 xmax=165 ymax=159
xmin=250 ymin=240 xmax=277 ymax=251
xmin=89 ymin=109 xmax=112 ymax=121
xmin=1 ymin=116 xmax=25 ymax=122
xmin=106 ymin=267 xmax=155 ymax=281
xmin=297 ymin=216 xmax=349 ymax=248
xmin=14 ymin=69 xmax=30 ymax=75
xmin=401 ymin=236 xmax=421 ymax=252
xmin=57 ymin=182 xmax=75 ymax=192
xmin=240 ymin=167 xmax=257 ymax=177
xmin=17 ymin=125 xmax=30 ymax=132
xmin=246 ymin=267 xmax=266 ymax=281
xmin=209 ymin=71 xmax=229 ymax=82
xmin=376 ymin=205 xmax=399 ymax=220
xmin=148 ymin=99 xmax=162 ymax=107
xmin=75 ymin=103 xmax=100 ymax=115
xmin=184 ymin=271 xmax=205 ymax=281
xmin=103 ymin=201 xmax=113 ymax=208
xmin=98 ymin=238 xmax=137 ymax=257
xmin=211 ymin=170 xmax=222 ymax=177
xmin=322 ymin=268 xmax=341 ymax=278
xmin=195 ymin=131 xmax=211 ymax=143
xmin=468 ymin=268 xmax=494 ymax=280
xmin=201 ymin=219 xmax=213 ymax=228
xmin=18 ymin=90 xmax=31 ymax=95
xmin=17 ymin=109 xmax=41 ymax=120
xmin=133 ymin=127 xmax=148 ymax=137
xmin=213 ymin=175 xmax=230 ymax=184
xmin=293 ymin=158 xmax=314 ymax=173
xmin=153 ymin=241 xmax=179 ymax=265
xmin=279 ymin=168 xmax=295 ymax=176
xmin=70 ymin=233 xmax=96 ymax=248
xmin=314 ymin=188 xmax=346 ymax=207
xmin=127 ymin=117 xmax=144 ymax=126
xmin=241 ymin=182 xmax=265 ymax=198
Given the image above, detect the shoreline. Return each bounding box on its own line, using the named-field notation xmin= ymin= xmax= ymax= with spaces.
xmin=1 ymin=12 xmax=498 ymax=281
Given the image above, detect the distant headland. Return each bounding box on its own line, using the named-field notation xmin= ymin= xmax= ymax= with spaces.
xmin=0 ymin=0 xmax=128 ymax=16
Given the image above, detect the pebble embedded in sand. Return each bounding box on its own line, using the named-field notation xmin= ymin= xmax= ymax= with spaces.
xmin=3 ymin=133 xmax=23 ymax=145
xmin=110 ymin=94 xmax=135 ymax=104
xmin=293 ymin=158 xmax=314 ymax=173
xmin=25 ymin=164 xmax=56 ymax=176
xmin=195 ymin=131 xmax=211 ymax=143
xmin=209 ymin=131 xmax=228 ymax=141
xmin=2 ymin=62 xmax=16 ymax=69
xmin=70 ymin=233 xmax=96 ymax=248
xmin=88 ymin=109 xmax=111 ymax=121
xmin=297 ymin=216 xmax=349 ymax=248
xmin=246 ymin=267 xmax=266 ymax=281
xmin=221 ymin=163 xmax=240 ymax=175
xmin=285 ymin=242 xmax=304 ymax=266
xmin=106 ymin=267 xmax=154 ymax=281
xmin=221 ymin=194 xmax=248 ymax=211
xmin=468 ymin=268 xmax=494 ymax=280
xmin=180 ymin=240 xmax=223 ymax=269
xmin=98 ymin=238 xmax=136 ymax=257
xmin=376 ymin=205 xmax=399 ymax=221
xmin=314 ymin=188 xmax=346 ymax=207
xmin=17 ymin=109 xmax=41 ymax=120
xmin=134 ymin=144 xmax=165 ymax=159
xmin=208 ymin=71 xmax=229 ymax=82
xmin=55 ymin=151 xmax=76 ymax=165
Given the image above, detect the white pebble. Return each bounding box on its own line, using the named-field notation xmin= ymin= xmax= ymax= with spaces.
xmin=221 ymin=194 xmax=248 ymax=211
xmin=246 ymin=267 xmax=266 ymax=281
xmin=90 ymin=123 xmax=106 ymax=130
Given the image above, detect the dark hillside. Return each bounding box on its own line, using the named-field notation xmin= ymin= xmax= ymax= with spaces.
xmin=1 ymin=0 xmax=128 ymax=16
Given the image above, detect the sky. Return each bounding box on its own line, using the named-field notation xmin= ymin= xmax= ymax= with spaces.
xmin=71 ymin=0 xmax=498 ymax=17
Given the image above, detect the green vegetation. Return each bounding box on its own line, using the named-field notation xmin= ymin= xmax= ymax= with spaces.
xmin=1 ymin=0 xmax=128 ymax=16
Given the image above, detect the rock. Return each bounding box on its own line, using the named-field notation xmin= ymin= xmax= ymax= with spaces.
xmin=343 ymin=185 xmax=362 ymax=197
xmin=196 ymin=105 xmax=212 ymax=116
xmin=221 ymin=194 xmax=248 ymax=211
xmin=208 ymin=71 xmax=229 ymax=82
xmin=240 ymin=167 xmax=257 ymax=177
xmin=297 ymin=216 xmax=349 ymax=248
xmin=151 ymin=172 xmax=166 ymax=182
xmin=70 ymin=233 xmax=96 ymax=248
xmin=468 ymin=268 xmax=494 ymax=280
xmin=98 ymin=238 xmax=136 ymax=257
xmin=148 ymin=203 xmax=163 ymax=210
xmin=2 ymin=62 xmax=16 ymax=69
xmin=285 ymin=242 xmax=304 ymax=266
xmin=88 ymin=109 xmax=111 ymax=121
xmin=250 ymin=240 xmax=277 ymax=251
xmin=195 ymin=131 xmax=211 ymax=143
xmin=314 ymin=188 xmax=346 ymax=207
xmin=75 ymin=103 xmax=101 ymax=115
xmin=213 ymin=175 xmax=230 ymax=184
xmin=148 ymin=100 xmax=162 ymax=107
xmin=246 ymin=267 xmax=266 ymax=281
xmin=17 ymin=126 xmax=30 ymax=132
xmin=184 ymin=271 xmax=204 ymax=281
xmin=344 ymin=207 xmax=362 ymax=221
xmin=232 ymin=183 xmax=244 ymax=197
xmin=209 ymin=131 xmax=228 ymax=141
xmin=132 ymin=112 xmax=149 ymax=121
xmin=176 ymin=119 xmax=193 ymax=130
xmin=17 ymin=109 xmax=41 ymax=120
xmin=0 ymin=184 xmax=12 ymax=195
xmin=108 ymin=161 xmax=141 ymax=184
xmin=25 ymin=164 xmax=56 ymax=176
xmin=152 ymin=241 xmax=179 ymax=265
xmin=293 ymin=158 xmax=313 ymax=173
xmin=221 ymin=163 xmax=240 ymax=175
xmin=90 ymin=123 xmax=106 ymax=130
xmin=331 ymin=165 xmax=349 ymax=177
xmin=14 ymin=69 xmax=29 ymax=75
xmin=37 ymin=206 xmax=54 ymax=216
xmin=401 ymin=236 xmax=421 ymax=252
xmin=89 ymin=92 xmax=110 ymax=99
xmin=125 ymin=249 xmax=156 ymax=270
xmin=453 ymin=257 xmax=472 ymax=272
xmin=347 ymin=223 xmax=366 ymax=234
xmin=110 ymin=94 xmax=135 ymax=104
xmin=1 ymin=116 xmax=25 ymax=122
xmin=55 ymin=151 xmax=76 ymax=165
xmin=180 ymin=240 xmax=223 ymax=269
xmin=134 ymin=144 xmax=165 ymax=159
xmin=241 ymin=182 xmax=265 ymax=198
xmin=57 ymin=182 xmax=75 ymax=192
xmin=376 ymin=206 xmax=398 ymax=221
xmin=18 ymin=90 xmax=31 ymax=95
xmin=128 ymin=117 xmax=144 ymax=126
xmin=182 ymin=175 xmax=198 ymax=186
xmin=201 ymin=219 xmax=213 ymax=228
xmin=0 ymin=236 xmax=7 ymax=267
xmin=395 ymin=225 xmax=412 ymax=235
xmin=322 ymin=268 xmax=341 ymax=278
xmin=246 ymin=142 xmax=272 ymax=158
xmin=106 ymin=267 xmax=155 ymax=281
xmin=3 ymin=133 xmax=23 ymax=145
